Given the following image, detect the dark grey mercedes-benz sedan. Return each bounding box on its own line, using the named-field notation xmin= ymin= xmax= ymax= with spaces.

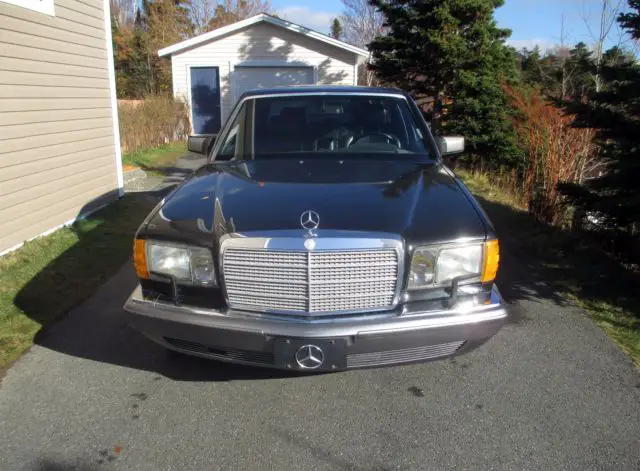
xmin=124 ymin=86 xmax=507 ymax=371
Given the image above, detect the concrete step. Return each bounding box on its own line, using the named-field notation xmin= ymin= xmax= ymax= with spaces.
xmin=123 ymin=166 xmax=148 ymax=192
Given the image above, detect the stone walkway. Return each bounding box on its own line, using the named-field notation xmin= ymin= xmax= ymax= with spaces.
xmin=123 ymin=153 xmax=207 ymax=193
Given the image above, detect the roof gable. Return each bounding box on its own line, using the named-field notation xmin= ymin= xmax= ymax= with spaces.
xmin=158 ymin=13 xmax=369 ymax=58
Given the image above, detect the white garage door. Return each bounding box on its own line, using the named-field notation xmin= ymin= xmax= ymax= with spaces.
xmin=234 ymin=66 xmax=314 ymax=99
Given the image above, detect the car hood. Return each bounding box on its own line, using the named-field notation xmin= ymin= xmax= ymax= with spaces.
xmin=143 ymin=159 xmax=487 ymax=246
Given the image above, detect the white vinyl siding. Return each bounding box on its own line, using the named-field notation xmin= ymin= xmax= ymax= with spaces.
xmin=0 ymin=0 xmax=120 ymax=254
xmin=170 ymin=22 xmax=358 ymax=124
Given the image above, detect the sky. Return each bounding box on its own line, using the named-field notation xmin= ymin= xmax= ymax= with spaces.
xmin=272 ymin=0 xmax=632 ymax=52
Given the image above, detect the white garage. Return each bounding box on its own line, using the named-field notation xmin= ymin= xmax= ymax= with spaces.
xmin=233 ymin=66 xmax=315 ymax=98
xmin=158 ymin=13 xmax=369 ymax=135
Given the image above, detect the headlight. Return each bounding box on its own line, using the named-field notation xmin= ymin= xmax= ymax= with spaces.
xmin=408 ymin=247 xmax=437 ymax=288
xmin=134 ymin=239 xmax=217 ymax=286
xmin=409 ymin=242 xmax=497 ymax=290
xmin=436 ymin=245 xmax=482 ymax=283
xmin=149 ymin=244 xmax=192 ymax=281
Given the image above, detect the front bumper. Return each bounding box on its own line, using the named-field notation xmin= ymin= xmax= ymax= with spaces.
xmin=124 ymin=285 xmax=507 ymax=371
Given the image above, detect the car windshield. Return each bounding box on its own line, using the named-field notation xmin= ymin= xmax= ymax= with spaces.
xmin=214 ymin=94 xmax=434 ymax=161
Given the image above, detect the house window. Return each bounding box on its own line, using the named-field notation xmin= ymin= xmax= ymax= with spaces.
xmin=1 ymin=0 xmax=55 ymax=15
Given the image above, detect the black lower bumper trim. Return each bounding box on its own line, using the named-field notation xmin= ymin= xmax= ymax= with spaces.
xmin=165 ymin=336 xmax=466 ymax=370
xmin=164 ymin=337 xmax=275 ymax=365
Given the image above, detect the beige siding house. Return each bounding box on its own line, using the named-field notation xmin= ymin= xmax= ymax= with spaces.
xmin=159 ymin=14 xmax=369 ymax=135
xmin=0 ymin=0 xmax=122 ymax=254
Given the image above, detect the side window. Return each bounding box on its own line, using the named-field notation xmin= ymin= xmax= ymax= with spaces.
xmin=219 ymin=130 xmax=238 ymax=158
xmin=397 ymin=102 xmax=428 ymax=153
xmin=216 ymin=102 xmax=248 ymax=160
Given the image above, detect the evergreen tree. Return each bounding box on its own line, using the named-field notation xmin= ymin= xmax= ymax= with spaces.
xmin=520 ymin=47 xmax=544 ymax=87
xmin=567 ymin=42 xmax=593 ymax=100
xmin=330 ymin=18 xmax=343 ymax=40
xmin=147 ymin=0 xmax=193 ymax=93
xmin=602 ymin=45 xmax=636 ymax=67
xmin=444 ymin=15 xmax=519 ymax=160
xmin=112 ymin=0 xmax=192 ymax=97
xmin=112 ymin=11 xmax=154 ymax=97
xmin=516 ymin=43 xmax=598 ymax=101
xmin=562 ymin=2 xmax=640 ymax=235
xmin=368 ymin=0 xmax=519 ymax=162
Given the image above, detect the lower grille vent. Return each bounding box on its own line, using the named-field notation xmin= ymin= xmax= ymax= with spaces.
xmin=346 ymin=341 xmax=465 ymax=368
xmin=164 ymin=337 xmax=275 ymax=365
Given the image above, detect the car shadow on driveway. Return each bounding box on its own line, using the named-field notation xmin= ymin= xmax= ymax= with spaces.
xmin=9 ymin=178 xmax=305 ymax=382
xmin=32 ymin=262 xmax=301 ymax=382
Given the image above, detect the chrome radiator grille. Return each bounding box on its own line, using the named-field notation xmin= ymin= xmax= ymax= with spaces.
xmin=222 ymin=247 xmax=399 ymax=315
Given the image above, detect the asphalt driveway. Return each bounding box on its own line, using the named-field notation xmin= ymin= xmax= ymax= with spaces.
xmin=0 ymin=157 xmax=639 ymax=470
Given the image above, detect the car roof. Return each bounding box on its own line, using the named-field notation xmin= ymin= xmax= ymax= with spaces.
xmin=241 ymin=85 xmax=408 ymax=98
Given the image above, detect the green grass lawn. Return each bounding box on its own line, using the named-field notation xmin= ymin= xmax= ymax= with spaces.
xmin=458 ymin=169 xmax=640 ymax=366
xmin=122 ymin=141 xmax=187 ymax=173
xmin=0 ymin=195 xmax=157 ymax=371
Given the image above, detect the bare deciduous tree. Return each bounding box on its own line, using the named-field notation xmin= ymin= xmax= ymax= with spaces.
xmin=190 ymin=0 xmax=272 ymax=35
xmin=340 ymin=0 xmax=385 ymax=86
xmin=582 ymin=0 xmax=625 ymax=91
xmin=110 ymin=0 xmax=136 ymax=28
xmin=190 ymin=0 xmax=217 ymax=35
xmin=556 ymin=13 xmax=577 ymax=100
xmin=340 ymin=0 xmax=384 ymax=48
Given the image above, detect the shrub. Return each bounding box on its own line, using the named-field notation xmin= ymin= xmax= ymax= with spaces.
xmin=118 ymin=95 xmax=190 ymax=153
xmin=504 ymin=85 xmax=599 ymax=226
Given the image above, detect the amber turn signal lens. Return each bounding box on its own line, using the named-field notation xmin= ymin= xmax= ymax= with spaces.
xmin=133 ymin=239 xmax=150 ymax=279
xmin=481 ymin=239 xmax=500 ymax=282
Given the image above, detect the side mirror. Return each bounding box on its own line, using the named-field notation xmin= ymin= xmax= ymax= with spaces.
xmin=187 ymin=135 xmax=216 ymax=155
xmin=436 ymin=136 xmax=465 ymax=157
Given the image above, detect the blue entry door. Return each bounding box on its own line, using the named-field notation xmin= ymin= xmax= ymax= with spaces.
xmin=190 ymin=67 xmax=221 ymax=134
